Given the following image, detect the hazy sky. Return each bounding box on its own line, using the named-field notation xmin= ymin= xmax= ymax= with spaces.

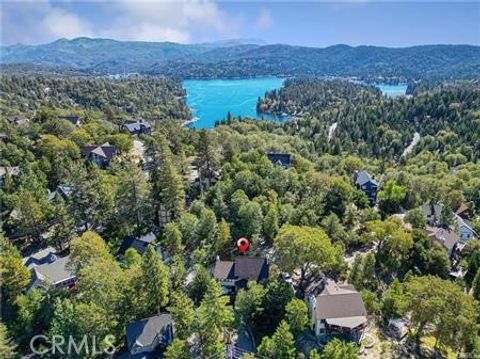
xmin=1 ymin=0 xmax=479 ymax=47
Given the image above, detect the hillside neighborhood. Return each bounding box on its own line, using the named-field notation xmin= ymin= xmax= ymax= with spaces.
xmin=1 ymin=73 xmax=479 ymax=359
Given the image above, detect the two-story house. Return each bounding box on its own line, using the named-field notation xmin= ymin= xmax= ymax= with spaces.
xmin=122 ymin=119 xmax=152 ymax=135
xmin=307 ymin=279 xmax=367 ymax=343
xmin=24 ymin=248 xmax=77 ymax=290
xmin=354 ymin=170 xmax=379 ymax=205
xmin=213 ymin=256 xmax=269 ymax=297
xmin=82 ymin=143 xmax=117 ymax=168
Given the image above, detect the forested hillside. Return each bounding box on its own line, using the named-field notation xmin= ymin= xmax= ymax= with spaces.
xmin=1 ymin=75 xmax=480 ymax=358
xmin=0 ymin=75 xmax=190 ymax=120
xmin=258 ymin=79 xmax=480 ymax=162
xmin=2 ymin=38 xmax=480 ymax=80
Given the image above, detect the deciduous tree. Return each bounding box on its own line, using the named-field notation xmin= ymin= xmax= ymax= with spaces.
xmin=274 ymin=225 xmax=344 ymax=294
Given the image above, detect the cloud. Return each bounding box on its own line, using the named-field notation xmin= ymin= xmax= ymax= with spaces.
xmin=0 ymin=0 xmax=239 ymax=45
xmin=1 ymin=1 xmax=94 ymax=45
xmin=40 ymin=7 xmax=93 ymax=40
xmin=101 ymin=0 xmax=231 ymax=43
xmin=254 ymin=7 xmax=272 ymax=30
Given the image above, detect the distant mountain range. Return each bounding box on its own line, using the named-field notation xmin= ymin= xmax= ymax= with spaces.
xmin=1 ymin=37 xmax=479 ymax=80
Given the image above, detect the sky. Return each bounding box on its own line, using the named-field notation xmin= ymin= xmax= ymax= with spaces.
xmin=1 ymin=0 xmax=479 ymax=47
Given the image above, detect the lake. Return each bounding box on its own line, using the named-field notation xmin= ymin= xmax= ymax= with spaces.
xmin=375 ymin=83 xmax=408 ymax=98
xmin=183 ymin=77 xmax=285 ymax=129
xmin=183 ymin=78 xmax=407 ymax=129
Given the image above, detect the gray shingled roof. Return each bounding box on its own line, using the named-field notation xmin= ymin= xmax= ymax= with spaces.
xmin=126 ymin=314 xmax=173 ymax=350
xmin=234 ymin=256 xmax=268 ymax=281
xmin=355 ymin=170 xmax=378 ymax=187
xmin=421 ymin=203 xmax=443 ymax=217
xmin=118 ymin=232 xmax=157 ymax=256
xmin=213 ymin=256 xmax=269 ymax=282
xmin=124 ymin=120 xmax=151 ymax=133
xmin=82 ymin=143 xmax=116 ymax=159
xmin=33 ymin=255 xmax=75 ymax=284
xmin=427 ymin=226 xmax=460 ymax=254
xmin=23 ymin=246 xmax=57 ymax=269
xmin=314 ymin=280 xmax=367 ymax=324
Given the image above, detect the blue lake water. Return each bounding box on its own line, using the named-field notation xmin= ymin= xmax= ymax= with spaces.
xmin=375 ymin=83 xmax=408 ymax=98
xmin=183 ymin=78 xmax=407 ymax=129
xmin=183 ymin=77 xmax=285 ymax=129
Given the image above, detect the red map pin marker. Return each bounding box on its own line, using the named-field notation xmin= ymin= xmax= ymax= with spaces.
xmin=237 ymin=238 xmax=250 ymax=253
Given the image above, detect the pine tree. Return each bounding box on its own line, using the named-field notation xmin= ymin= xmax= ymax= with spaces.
xmin=361 ymin=253 xmax=376 ymax=289
xmin=0 ymin=324 xmax=17 ymax=359
xmin=285 ymin=299 xmax=309 ymax=334
xmin=348 ymin=255 xmax=363 ymax=289
xmin=169 ymin=291 xmax=194 ymax=339
xmin=195 ymin=281 xmax=234 ymax=358
xmin=116 ymin=161 xmax=152 ymax=235
xmin=0 ymin=236 xmax=31 ymax=302
xmin=163 ymin=222 xmax=184 ymax=256
xmin=50 ymin=196 xmax=76 ymax=250
xmin=197 ymin=130 xmax=218 ymax=188
xmin=48 ymin=298 xmax=78 ymax=344
xmin=148 ymin=135 xmax=185 ymax=224
xmin=215 ymin=219 xmax=232 ymax=258
xmin=164 ymin=338 xmax=191 ymax=359
xmin=188 ymin=265 xmax=213 ymax=305
xmin=159 ymin=161 xmax=185 ymax=221
xmin=472 ymin=267 xmax=480 ymax=300
xmin=124 ymin=248 xmax=142 ymax=268
xmin=169 ymin=255 xmax=186 ymax=292
xmin=263 ymin=203 xmax=280 ymax=242
xmin=140 ymin=245 xmax=169 ymax=314
xmin=321 ymin=338 xmax=359 ymax=359
xmin=258 ymin=320 xmax=296 ymax=359
xmin=197 ymin=208 xmax=218 ymax=245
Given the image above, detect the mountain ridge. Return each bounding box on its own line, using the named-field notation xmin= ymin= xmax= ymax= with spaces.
xmin=1 ymin=37 xmax=479 ymax=80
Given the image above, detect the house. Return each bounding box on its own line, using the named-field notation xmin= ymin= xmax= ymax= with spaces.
xmin=354 ymin=170 xmax=379 ymax=204
xmin=426 ymin=226 xmax=461 ymax=257
xmin=23 ymin=246 xmax=57 ymax=269
xmin=26 ymin=250 xmax=77 ymax=290
xmin=48 ymin=184 xmax=74 ymax=202
xmin=213 ymin=256 xmax=269 ymax=296
xmin=307 ymin=279 xmax=367 ymax=343
xmin=7 ymin=116 xmax=30 ymax=126
xmin=455 ymin=214 xmax=477 ymax=242
xmin=125 ymin=314 xmax=175 ymax=356
xmin=81 ymin=143 xmax=116 ymax=167
xmin=456 ymin=202 xmax=474 ymax=219
xmin=421 ymin=203 xmax=443 ymax=225
xmin=266 ymin=152 xmax=292 ymax=168
xmin=122 ymin=119 xmax=152 ymax=135
xmin=118 ymin=232 xmax=157 ymax=256
xmin=59 ymin=115 xmax=81 ymax=126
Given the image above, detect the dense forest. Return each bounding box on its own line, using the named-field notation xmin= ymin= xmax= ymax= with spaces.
xmin=1 ymin=74 xmax=480 ymax=359
xmin=258 ymin=78 xmax=480 ymax=162
xmin=2 ymin=38 xmax=480 ymax=81
xmin=0 ymin=75 xmax=190 ymax=121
